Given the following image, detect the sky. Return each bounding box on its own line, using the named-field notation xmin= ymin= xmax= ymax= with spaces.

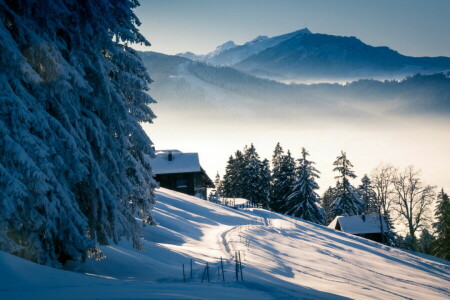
xmin=134 ymin=0 xmax=450 ymax=57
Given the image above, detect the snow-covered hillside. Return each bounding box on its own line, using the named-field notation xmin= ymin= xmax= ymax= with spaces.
xmin=1 ymin=188 xmax=449 ymax=299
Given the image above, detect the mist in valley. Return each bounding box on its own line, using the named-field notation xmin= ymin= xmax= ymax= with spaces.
xmin=143 ymin=99 xmax=450 ymax=195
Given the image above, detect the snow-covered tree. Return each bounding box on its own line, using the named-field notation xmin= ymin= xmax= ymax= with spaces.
xmin=285 ymin=148 xmax=324 ymax=224
xmin=258 ymin=159 xmax=272 ymax=209
xmin=431 ymin=189 xmax=450 ymax=260
xmin=214 ymin=172 xmax=222 ymax=196
xmin=221 ymin=151 xmax=246 ymax=198
xmin=331 ymin=151 xmax=363 ymax=217
xmin=358 ymin=175 xmax=377 ymax=214
xmin=322 ymin=187 xmax=337 ymax=223
xmin=418 ymin=228 xmax=435 ymax=255
xmin=270 ymin=143 xmax=296 ymax=213
xmin=0 ymin=0 xmax=156 ymax=265
xmin=242 ymin=144 xmax=269 ymax=207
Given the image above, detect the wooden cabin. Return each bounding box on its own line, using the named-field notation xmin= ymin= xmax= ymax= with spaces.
xmin=151 ymin=150 xmax=214 ymax=199
xmin=328 ymin=214 xmax=388 ymax=243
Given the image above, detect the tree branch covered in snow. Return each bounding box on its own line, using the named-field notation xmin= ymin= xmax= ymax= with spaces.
xmin=0 ymin=0 xmax=156 ymax=265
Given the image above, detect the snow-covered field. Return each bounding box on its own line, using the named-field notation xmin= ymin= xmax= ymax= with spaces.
xmin=1 ymin=188 xmax=449 ymax=299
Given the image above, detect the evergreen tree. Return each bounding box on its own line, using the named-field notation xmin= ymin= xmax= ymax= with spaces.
xmin=0 ymin=0 xmax=155 ymax=265
xmin=214 ymin=172 xmax=222 ymax=196
xmin=270 ymin=143 xmax=296 ymax=213
xmin=322 ymin=187 xmax=337 ymax=223
xmin=331 ymin=151 xmax=363 ymax=216
xmin=418 ymin=228 xmax=435 ymax=255
xmin=431 ymin=189 xmax=450 ymax=260
xmin=221 ymin=155 xmax=237 ymax=198
xmin=242 ymin=144 xmax=266 ymax=206
xmin=285 ymin=148 xmax=324 ymax=224
xmin=258 ymin=159 xmax=272 ymax=209
xmin=358 ymin=175 xmax=377 ymax=214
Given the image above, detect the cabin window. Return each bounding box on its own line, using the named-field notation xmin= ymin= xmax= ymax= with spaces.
xmin=176 ymin=179 xmax=188 ymax=188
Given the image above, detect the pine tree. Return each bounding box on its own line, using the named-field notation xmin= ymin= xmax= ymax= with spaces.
xmin=221 ymin=155 xmax=237 ymax=198
xmin=0 ymin=0 xmax=156 ymax=265
xmin=258 ymin=159 xmax=272 ymax=209
xmin=358 ymin=175 xmax=377 ymax=214
xmin=214 ymin=172 xmax=222 ymax=196
xmin=431 ymin=189 xmax=450 ymax=260
xmin=418 ymin=228 xmax=435 ymax=255
xmin=331 ymin=151 xmax=363 ymax=217
xmin=285 ymin=148 xmax=324 ymax=224
xmin=242 ymin=144 xmax=266 ymax=206
xmin=322 ymin=187 xmax=337 ymax=224
xmin=270 ymin=143 xmax=296 ymax=213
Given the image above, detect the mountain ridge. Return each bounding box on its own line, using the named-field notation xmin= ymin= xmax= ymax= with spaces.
xmin=177 ymin=29 xmax=450 ymax=81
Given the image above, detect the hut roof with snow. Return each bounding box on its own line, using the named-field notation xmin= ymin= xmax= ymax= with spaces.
xmin=150 ymin=150 xmax=214 ymax=199
xmin=328 ymin=214 xmax=387 ymax=235
xmin=151 ymin=150 xmax=202 ymax=175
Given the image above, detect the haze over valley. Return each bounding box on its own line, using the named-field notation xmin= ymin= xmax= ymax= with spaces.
xmin=139 ymin=33 xmax=450 ymax=193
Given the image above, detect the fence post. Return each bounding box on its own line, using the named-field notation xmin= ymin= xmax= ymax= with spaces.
xmin=201 ymin=265 xmax=207 ymax=283
xmin=207 ymin=262 xmax=210 ymax=283
xmin=239 ymin=251 xmax=243 ymax=281
xmin=190 ymin=259 xmax=193 ymax=279
xmin=235 ymin=252 xmax=239 ymax=281
xmin=182 ymin=264 xmax=186 ymax=282
xmin=221 ymin=257 xmax=225 ymax=281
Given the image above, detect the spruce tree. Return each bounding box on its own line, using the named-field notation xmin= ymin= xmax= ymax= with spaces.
xmin=358 ymin=175 xmax=377 ymax=214
xmin=418 ymin=228 xmax=435 ymax=255
xmin=431 ymin=189 xmax=450 ymax=260
xmin=214 ymin=172 xmax=222 ymax=196
xmin=270 ymin=143 xmax=295 ymax=213
xmin=285 ymin=148 xmax=324 ymax=224
xmin=322 ymin=187 xmax=337 ymax=223
xmin=0 ymin=0 xmax=155 ymax=265
xmin=258 ymin=159 xmax=272 ymax=209
xmin=331 ymin=151 xmax=363 ymax=216
xmin=221 ymin=155 xmax=237 ymax=198
xmin=242 ymin=144 xmax=265 ymax=206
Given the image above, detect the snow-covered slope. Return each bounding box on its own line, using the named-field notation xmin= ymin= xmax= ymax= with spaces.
xmin=1 ymin=188 xmax=449 ymax=299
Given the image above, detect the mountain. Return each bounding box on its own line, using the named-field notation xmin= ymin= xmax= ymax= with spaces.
xmin=140 ymin=51 xmax=450 ymax=117
xmin=3 ymin=188 xmax=449 ymax=299
xmin=178 ymin=28 xmax=312 ymax=66
xmin=234 ymin=33 xmax=450 ymax=80
xmin=178 ymin=40 xmax=238 ymax=62
xmin=178 ymin=29 xmax=450 ymax=81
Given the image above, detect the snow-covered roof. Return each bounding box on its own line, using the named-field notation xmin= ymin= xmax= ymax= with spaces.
xmin=328 ymin=214 xmax=387 ymax=235
xmin=151 ymin=150 xmax=201 ymax=175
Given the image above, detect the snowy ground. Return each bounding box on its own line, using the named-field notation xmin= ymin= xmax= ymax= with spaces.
xmin=1 ymin=188 xmax=449 ymax=299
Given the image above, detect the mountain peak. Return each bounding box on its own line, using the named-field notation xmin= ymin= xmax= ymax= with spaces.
xmin=294 ymin=27 xmax=312 ymax=35
xmin=246 ymin=35 xmax=269 ymax=45
xmin=215 ymin=40 xmax=237 ymax=52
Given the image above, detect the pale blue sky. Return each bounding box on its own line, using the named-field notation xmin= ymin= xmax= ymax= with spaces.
xmin=134 ymin=0 xmax=450 ymax=57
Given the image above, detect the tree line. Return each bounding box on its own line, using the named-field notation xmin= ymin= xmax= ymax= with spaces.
xmin=211 ymin=143 xmax=449 ymax=260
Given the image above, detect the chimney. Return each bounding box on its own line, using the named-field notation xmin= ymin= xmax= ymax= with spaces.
xmin=168 ymin=151 xmax=173 ymax=161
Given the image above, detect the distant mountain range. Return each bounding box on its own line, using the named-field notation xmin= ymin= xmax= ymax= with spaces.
xmin=177 ymin=28 xmax=450 ymax=81
xmin=139 ymin=51 xmax=450 ymax=117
